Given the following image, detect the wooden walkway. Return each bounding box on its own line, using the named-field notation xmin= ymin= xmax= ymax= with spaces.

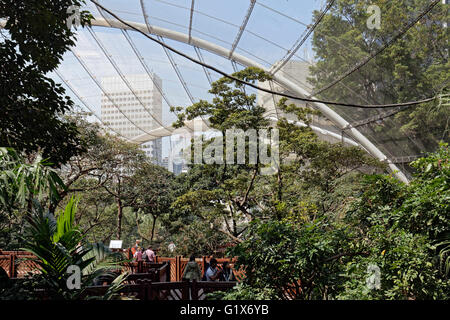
xmin=0 ymin=250 xmax=245 ymax=281
xmin=1 ymin=250 xmax=239 ymax=300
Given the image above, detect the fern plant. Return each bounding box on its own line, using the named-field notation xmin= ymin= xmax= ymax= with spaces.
xmin=19 ymin=196 xmax=127 ymax=299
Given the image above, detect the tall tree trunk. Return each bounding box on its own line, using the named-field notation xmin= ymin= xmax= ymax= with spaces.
xmin=116 ymin=197 xmax=123 ymax=239
xmin=150 ymin=214 xmax=157 ymax=244
xmin=277 ymin=169 xmax=283 ymax=202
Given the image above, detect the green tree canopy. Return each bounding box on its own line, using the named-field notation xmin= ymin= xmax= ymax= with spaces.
xmin=309 ymin=0 xmax=449 ymax=155
xmin=0 ymin=0 xmax=92 ymax=164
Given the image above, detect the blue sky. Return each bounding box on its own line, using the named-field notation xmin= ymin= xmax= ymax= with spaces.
xmin=55 ymin=0 xmax=325 ymax=157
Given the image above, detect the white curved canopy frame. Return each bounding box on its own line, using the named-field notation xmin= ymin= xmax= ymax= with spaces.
xmin=90 ymin=17 xmax=410 ymax=183
xmin=0 ymin=17 xmax=408 ymax=183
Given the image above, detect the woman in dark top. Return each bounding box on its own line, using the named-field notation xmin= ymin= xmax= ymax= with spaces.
xmin=220 ymin=261 xmax=235 ymax=281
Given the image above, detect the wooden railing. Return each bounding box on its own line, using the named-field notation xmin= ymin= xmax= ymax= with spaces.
xmin=0 ymin=251 xmax=245 ymax=282
xmin=82 ymin=280 xmax=237 ymax=300
xmin=0 ymin=251 xmax=39 ymax=278
xmin=155 ymin=256 xmax=245 ymax=282
xmin=125 ymin=262 xmax=171 ymax=283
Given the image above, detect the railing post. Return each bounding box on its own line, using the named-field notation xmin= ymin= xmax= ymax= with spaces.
xmin=191 ymin=279 xmax=198 ymax=300
xmin=146 ymin=280 xmax=152 ymax=300
xmin=176 ymin=256 xmax=181 ymax=281
xmin=10 ymin=254 xmax=17 ymax=278
xmin=13 ymin=253 xmax=17 ymax=278
xmin=174 ymin=256 xmax=177 ymax=281
xmin=202 ymin=256 xmax=207 ymax=278
xmin=182 ymin=279 xmax=189 ymax=300
xmin=166 ymin=261 xmax=170 ymax=282
xmin=8 ymin=254 xmax=14 ymax=278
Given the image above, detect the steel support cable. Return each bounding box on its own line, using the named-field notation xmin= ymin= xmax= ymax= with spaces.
xmin=70 ymin=47 xmax=157 ymax=138
xmin=89 ymin=0 xmax=437 ymax=110
xmin=121 ymin=29 xmax=175 ymax=114
xmin=153 ymin=0 xmax=312 ymax=65
xmin=86 ymin=27 xmax=169 ymax=136
xmin=312 ymin=3 xmax=447 ymax=153
xmin=133 ymin=11 xmax=275 ymax=69
xmin=139 ymin=1 xmax=195 ymax=104
xmin=194 ymin=46 xmax=214 ymax=85
xmin=255 ymin=0 xmax=397 ymax=119
xmin=347 ymin=107 xmax=411 ymax=130
xmin=229 ymin=0 xmax=256 ymax=58
xmin=139 ymin=0 xmax=212 ymax=132
xmin=273 ymin=30 xmax=386 ymax=107
xmin=272 ymin=42 xmax=418 ymax=144
xmin=341 ymin=110 xmax=408 ymax=160
xmin=256 ymin=0 xmax=442 ymax=125
xmin=183 ymin=46 xmax=212 ymax=130
xmin=159 ymin=36 xmax=196 ymax=104
xmin=84 ymin=4 xmax=410 ymax=183
xmin=259 ymin=1 xmax=350 ymax=110
xmin=379 ymin=117 xmax=425 ymax=158
xmin=312 ymin=0 xmax=442 ymax=96
xmin=232 ymin=58 xmax=277 ymax=118
xmin=391 ymin=155 xmax=422 ymax=164
xmin=159 ymin=34 xmax=213 ymax=131
xmin=271 ymin=66 xmax=406 ymax=159
xmin=255 ymin=1 xmax=308 ymax=27
xmin=231 ymin=58 xmax=279 ymax=120
xmin=54 ymin=70 xmax=135 ymax=142
xmin=270 ymin=0 xmax=336 ymax=75
xmin=256 ymin=1 xmax=359 ymax=59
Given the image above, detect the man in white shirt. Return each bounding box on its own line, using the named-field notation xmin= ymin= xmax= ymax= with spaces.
xmin=205 ymin=258 xmax=221 ymax=281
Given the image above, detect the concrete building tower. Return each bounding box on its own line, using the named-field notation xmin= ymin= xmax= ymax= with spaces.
xmin=100 ymin=74 xmax=163 ymax=165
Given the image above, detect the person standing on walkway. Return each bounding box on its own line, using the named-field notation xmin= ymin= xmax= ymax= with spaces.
xmin=131 ymin=239 xmax=141 ymax=256
xmin=205 ymin=258 xmax=221 ymax=281
xmin=133 ymin=247 xmax=144 ymax=262
xmin=182 ymin=255 xmax=202 ymax=281
xmin=220 ymin=261 xmax=235 ymax=281
xmin=144 ymin=246 xmax=156 ymax=262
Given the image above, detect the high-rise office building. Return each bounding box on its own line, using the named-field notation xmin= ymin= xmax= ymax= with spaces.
xmin=168 ymin=134 xmax=190 ymax=175
xmin=161 ymin=156 xmax=169 ymax=171
xmin=100 ymin=74 xmax=163 ymax=165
